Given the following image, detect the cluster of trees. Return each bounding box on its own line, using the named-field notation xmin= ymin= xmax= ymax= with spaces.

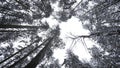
xmin=0 ymin=0 xmax=120 ymax=68
xmin=73 ymin=0 xmax=120 ymax=68
xmin=0 ymin=0 xmax=65 ymax=68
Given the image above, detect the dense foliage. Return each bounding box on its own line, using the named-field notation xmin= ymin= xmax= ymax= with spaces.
xmin=0 ymin=0 xmax=120 ymax=68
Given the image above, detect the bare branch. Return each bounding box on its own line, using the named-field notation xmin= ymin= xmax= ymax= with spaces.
xmin=68 ymin=30 xmax=120 ymax=39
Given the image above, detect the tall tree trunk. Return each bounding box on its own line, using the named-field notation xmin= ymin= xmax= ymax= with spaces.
xmin=0 ymin=29 xmax=37 ymax=32
xmin=7 ymin=38 xmax=49 ymax=68
xmin=0 ymin=24 xmax=46 ymax=29
xmin=0 ymin=38 xmax=41 ymax=64
xmin=24 ymin=37 xmax=54 ymax=68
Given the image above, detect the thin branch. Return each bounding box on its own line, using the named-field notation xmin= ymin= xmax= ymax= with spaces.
xmin=69 ymin=40 xmax=75 ymax=50
xmin=72 ymin=0 xmax=83 ymax=12
xmin=70 ymin=39 xmax=79 ymax=50
xmin=68 ymin=30 xmax=120 ymax=39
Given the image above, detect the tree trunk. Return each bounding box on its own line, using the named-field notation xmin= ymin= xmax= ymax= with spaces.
xmin=24 ymin=37 xmax=54 ymax=68
xmin=7 ymin=38 xmax=48 ymax=68
xmin=0 ymin=24 xmax=43 ymax=29
xmin=0 ymin=29 xmax=36 ymax=32
xmin=0 ymin=38 xmax=41 ymax=64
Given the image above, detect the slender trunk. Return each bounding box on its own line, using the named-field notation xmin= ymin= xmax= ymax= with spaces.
xmin=8 ymin=38 xmax=49 ymax=68
xmin=0 ymin=24 xmax=41 ymax=29
xmin=72 ymin=0 xmax=83 ymax=11
xmin=0 ymin=38 xmax=41 ymax=64
xmin=0 ymin=29 xmax=37 ymax=32
xmin=102 ymin=20 xmax=120 ymax=24
xmin=24 ymin=37 xmax=54 ymax=68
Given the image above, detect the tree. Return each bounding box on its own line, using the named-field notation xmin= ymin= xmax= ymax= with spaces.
xmin=62 ymin=50 xmax=91 ymax=68
xmin=1 ymin=25 xmax=65 ymax=68
xmin=73 ymin=0 xmax=120 ymax=68
xmin=24 ymin=26 xmax=63 ymax=68
xmin=0 ymin=0 xmax=53 ymax=67
xmin=24 ymin=37 xmax=55 ymax=68
xmin=39 ymin=57 xmax=61 ymax=68
xmin=0 ymin=0 xmax=51 ymax=63
xmin=2 ymin=0 xmax=120 ymax=68
xmin=53 ymin=0 xmax=77 ymax=22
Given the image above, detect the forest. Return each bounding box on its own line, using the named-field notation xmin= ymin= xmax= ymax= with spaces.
xmin=0 ymin=0 xmax=120 ymax=68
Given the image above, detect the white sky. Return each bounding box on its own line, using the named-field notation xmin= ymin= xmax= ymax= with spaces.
xmin=55 ymin=17 xmax=94 ymax=63
xmin=44 ymin=15 xmax=95 ymax=65
xmin=40 ymin=0 xmax=97 ymax=66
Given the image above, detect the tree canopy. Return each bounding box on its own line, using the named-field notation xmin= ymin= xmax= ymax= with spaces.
xmin=0 ymin=0 xmax=120 ymax=68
